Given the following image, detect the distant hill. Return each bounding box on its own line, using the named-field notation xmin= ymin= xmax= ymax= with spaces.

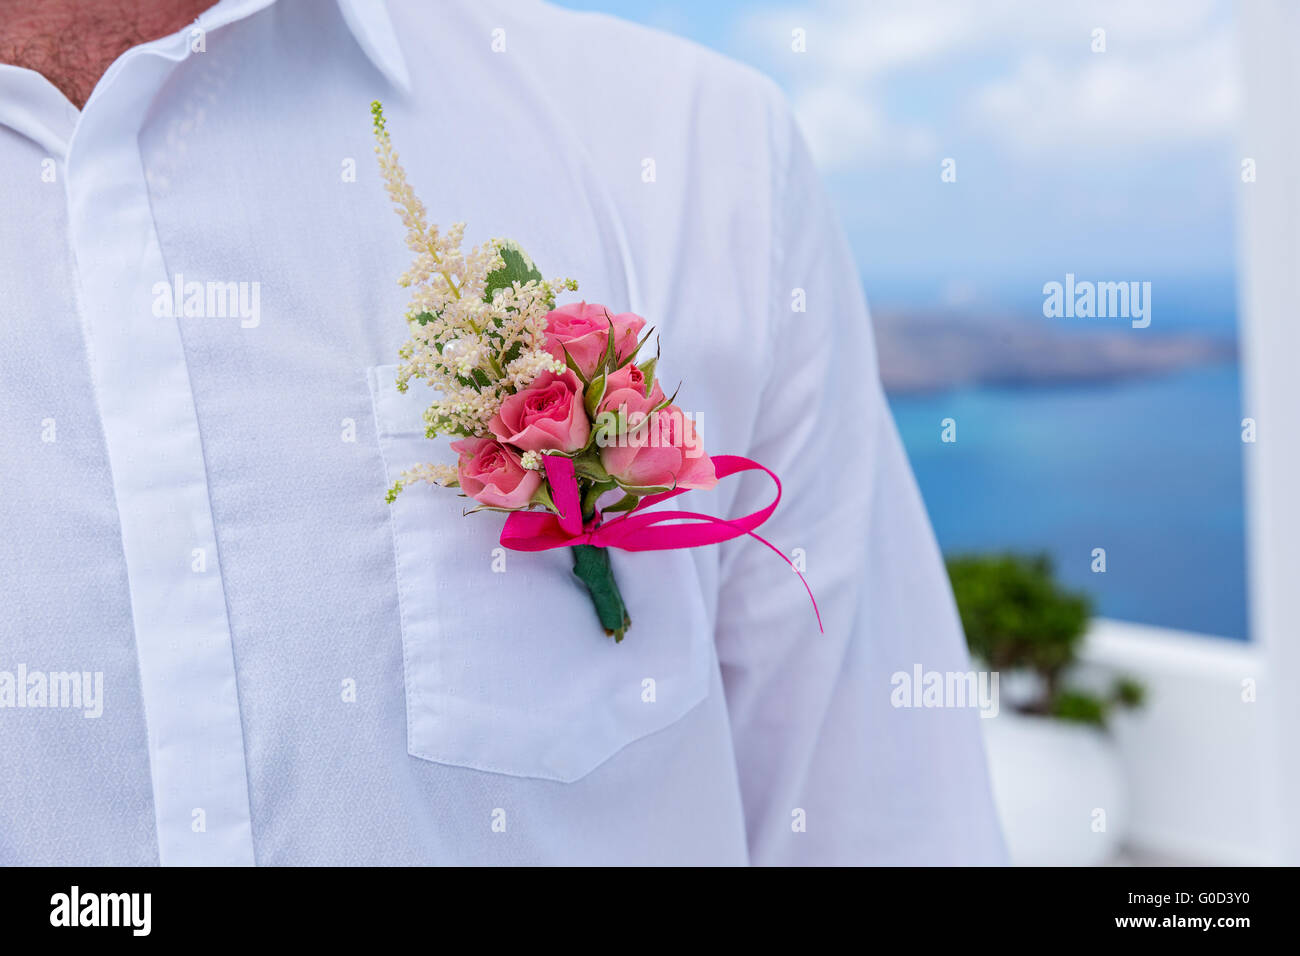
xmin=873 ymin=310 xmax=1237 ymax=394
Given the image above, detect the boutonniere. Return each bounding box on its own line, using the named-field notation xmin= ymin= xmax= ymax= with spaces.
xmin=371 ymin=102 xmax=818 ymax=642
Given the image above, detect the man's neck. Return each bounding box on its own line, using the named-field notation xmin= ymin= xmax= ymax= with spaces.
xmin=0 ymin=0 xmax=214 ymax=109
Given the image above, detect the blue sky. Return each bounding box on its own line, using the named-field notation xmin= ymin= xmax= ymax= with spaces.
xmin=552 ymin=0 xmax=1239 ymax=313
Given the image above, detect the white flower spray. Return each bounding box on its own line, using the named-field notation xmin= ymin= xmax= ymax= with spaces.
xmin=371 ymin=101 xmax=577 ymax=500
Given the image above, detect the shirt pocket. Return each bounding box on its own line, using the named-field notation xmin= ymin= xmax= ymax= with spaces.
xmin=367 ymin=365 xmax=713 ymax=782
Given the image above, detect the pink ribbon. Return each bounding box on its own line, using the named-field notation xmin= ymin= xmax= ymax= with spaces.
xmin=500 ymin=454 xmax=822 ymax=632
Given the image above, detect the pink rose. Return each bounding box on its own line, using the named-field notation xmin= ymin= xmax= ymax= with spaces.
xmin=543 ymin=302 xmax=645 ymax=379
xmin=600 ymin=404 xmax=717 ymax=490
xmin=597 ymin=362 xmax=666 ymax=418
xmin=450 ymin=438 xmax=542 ymax=509
xmin=489 ymin=368 xmax=590 ymax=453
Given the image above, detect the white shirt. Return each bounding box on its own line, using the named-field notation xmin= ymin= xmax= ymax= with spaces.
xmin=0 ymin=0 xmax=1005 ymax=865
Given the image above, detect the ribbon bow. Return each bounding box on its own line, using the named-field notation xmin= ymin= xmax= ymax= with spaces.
xmin=500 ymin=454 xmax=822 ymax=632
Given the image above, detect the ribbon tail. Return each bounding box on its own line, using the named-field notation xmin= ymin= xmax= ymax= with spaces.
xmin=736 ymin=528 xmax=824 ymax=635
xmin=504 ymin=454 xmax=822 ymax=633
xmin=600 ymin=507 xmax=822 ymax=633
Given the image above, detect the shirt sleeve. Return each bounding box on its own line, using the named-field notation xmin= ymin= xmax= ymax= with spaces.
xmin=714 ymin=92 xmax=1008 ymax=865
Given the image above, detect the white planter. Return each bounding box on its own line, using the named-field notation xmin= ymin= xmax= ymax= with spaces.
xmin=982 ymin=710 xmax=1127 ymax=866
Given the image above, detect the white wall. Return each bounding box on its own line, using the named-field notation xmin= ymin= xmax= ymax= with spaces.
xmin=1235 ymin=0 xmax=1300 ymax=866
xmin=1079 ymin=619 xmax=1276 ymax=864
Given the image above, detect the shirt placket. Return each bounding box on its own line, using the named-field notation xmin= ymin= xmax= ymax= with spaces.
xmin=64 ymin=31 xmax=255 ymax=867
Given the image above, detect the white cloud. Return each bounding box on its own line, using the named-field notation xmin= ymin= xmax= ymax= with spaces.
xmin=742 ymin=0 xmax=985 ymax=81
xmin=734 ymin=0 xmax=1234 ymax=168
xmin=792 ymin=84 xmax=935 ymax=167
xmin=790 ymin=85 xmax=882 ymax=167
xmin=973 ymin=36 xmax=1238 ymax=153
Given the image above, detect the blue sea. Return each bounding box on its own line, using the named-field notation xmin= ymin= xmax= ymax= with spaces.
xmin=883 ymin=281 xmax=1248 ymax=641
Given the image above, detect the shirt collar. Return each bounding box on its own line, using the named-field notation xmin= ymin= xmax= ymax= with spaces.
xmin=0 ymin=0 xmax=411 ymax=152
xmin=201 ymin=0 xmax=410 ymax=93
xmin=335 ymin=0 xmax=412 ymax=94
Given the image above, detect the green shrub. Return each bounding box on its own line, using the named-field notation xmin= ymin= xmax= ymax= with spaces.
xmin=946 ymin=553 xmax=1144 ymax=727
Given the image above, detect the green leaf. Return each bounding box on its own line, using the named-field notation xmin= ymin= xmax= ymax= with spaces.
xmin=614 ymin=481 xmax=673 ymax=496
xmin=500 ymin=339 xmax=525 ymax=367
xmin=1051 ymin=691 xmax=1108 ymax=727
xmin=617 ymin=325 xmax=656 ymax=369
xmin=483 ymin=240 xmax=543 ymax=304
xmin=636 ymin=356 xmax=657 ymax=390
xmin=415 ymin=311 xmax=436 ymax=326
xmin=652 ymin=382 xmax=680 ymax=413
xmin=1112 ymin=676 xmax=1146 ymax=709
xmin=559 ymin=344 xmax=591 ymax=387
xmin=582 ymin=411 xmax=617 ymax=454
xmin=572 ymin=453 xmax=610 ymax=482
xmin=599 ymin=312 xmax=618 ymax=376
xmin=601 ymin=493 xmax=641 ymax=514
xmin=581 ymin=479 xmax=617 ymax=518
xmin=584 ymin=373 xmax=606 ymax=418
xmin=624 ymin=407 xmax=656 ymax=440
xmin=529 ymin=482 xmax=558 ymax=514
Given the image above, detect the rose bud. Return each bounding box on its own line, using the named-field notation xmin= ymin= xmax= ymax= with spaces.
xmin=450 ymin=438 xmax=542 ymax=509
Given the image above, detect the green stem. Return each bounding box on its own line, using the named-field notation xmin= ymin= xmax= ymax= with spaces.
xmin=571 ymin=544 xmax=630 ymax=641
xmin=580 ymin=478 xmax=614 ymax=518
